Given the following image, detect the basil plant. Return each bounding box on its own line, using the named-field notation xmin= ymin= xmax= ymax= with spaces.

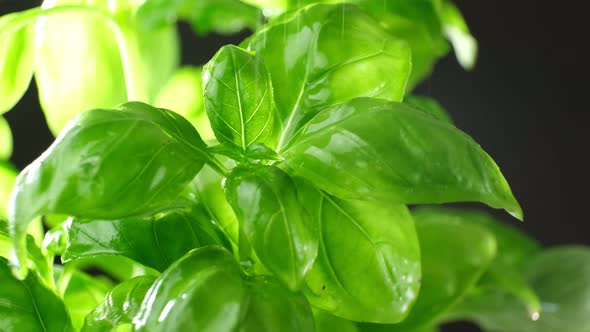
xmin=1 ymin=0 xmax=588 ymax=331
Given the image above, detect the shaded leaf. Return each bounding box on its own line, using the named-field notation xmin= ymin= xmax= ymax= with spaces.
xmin=360 ymin=208 xmax=497 ymax=331
xmin=63 ymin=270 xmax=114 ymax=331
xmin=449 ymin=246 xmax=590 ymax=332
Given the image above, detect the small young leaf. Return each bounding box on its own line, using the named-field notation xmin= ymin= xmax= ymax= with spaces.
xmin=300 ymin=186 xmax=420 ymax=323
xmin=155 ymin=66 xmax=215 ymax=141
xmin=404 ymin=95 xmax=453 ymax=124
xmin=82 ymin=276 xmax=156 ymax=332
xmin=225 ymin=165 xmax=318 ymax=290
xmin=239 ymin=276 xmax=315 ymax=332
xmin=0 ymin=14 xmax=35 ymax=115
xmin=0 ymin=116 xmax=13 ymax=159
xmin=360 ymin=208 xmax=497 ymax=331
xmin=63 ymin=270 xmax=114 ymax=331
xmin=8 ymin=102 xmax=212 ymax=277
xmin=283 ymin=98 xmax=522 ymax=219
xmin=133 ymin=246 xmax=249 ymax=331
xmin=245 ymin=3 xmax=412 ymax=150
xmin=0 ymin=258 xmax=74 ymax=332
xmin=449 ymin=246 xmax=590 ymax=332
xmin=204 ymin=45 xmax=274 ymax=155
xmin=63 ymin=205 xmax=227 ymax=272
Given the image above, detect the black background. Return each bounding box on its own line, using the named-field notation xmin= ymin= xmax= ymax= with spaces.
xmin=1 ymin=1 xmax=589 ymax=331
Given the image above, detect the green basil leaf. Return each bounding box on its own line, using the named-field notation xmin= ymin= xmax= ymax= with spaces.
xmin=404 ymin=95 xmax=453 ymax=124
xmin=35 ymin=1 xmax=179 ymax=135
xmin=82 ymin=275 xmax=156 ymax=332
xmin=138 ymin=0 xmax=259 ymax=35
xmin=449 ymin=246 xmax=590 ymax=332
xmin=0 ymin=116 xmax=13 ymax=160
xmin=245 ymin=3 xmax=411 ymax=150
xmin=360 ymin=208 xmax=497 ymax=331
xmin=0 ymin=14 xmax=35 ymax=115
xmin=283 ymin=98 xmax=522 ymax=219
xmin=63 ymin=205 xmax=227 ymax=272
xmin=238 ymin=276 xmax=315 ymax=332
xmin=225 ymin=165 xmax=318 ymax=290
xmin=34 ymin=2 xmax=127 ymax=135
xmin=300 ymin=184 xmax=420 ymax=323
xmin=315 ymin=310 xmax=360 ymax=332
xmin=155 ymin=66 xmax=215 ymax=141
xmin=62 ymin=270 xmax=114 ymax=331
xmin=133 ymin=246 xmax=249 ymax=331
xmin=439 ymin=1 xmax=477 ymax=70
xmin=8 ymin=101 xmax=212 ymax=277
xmin=203 ymin=45 xmax=274 ymax=155
xmin=431 ymin=208 xmax=542 ymax=315
xmin=0 ymin=257 xmax=74 ymax=332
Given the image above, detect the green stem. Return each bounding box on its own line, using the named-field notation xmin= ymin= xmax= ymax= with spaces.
xmin=0 ymin=4 xmax=146 ymax=101
xmin=207 ymin=156 xmax=229 ymax=177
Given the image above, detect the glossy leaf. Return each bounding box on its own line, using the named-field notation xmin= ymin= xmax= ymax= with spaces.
xmin=138 ymin=0 xmax=259 ymax=35
xmin=300 ymin=184 xmax=420 ymax=323
xmin=404 ymin=95 xmax=453 ymax=124
xmin=0 ymin=14 xmax=35 ymax=115
xmin=0 ymin=116 xmax=12 ymax=159
xmin=155 ymin=66 xmax=215 ymax=141
xmin=245 ymin=3 xmax=412 ymax=150
xmin=35 ymin=0 xmax=179 ymax=134
xmin=238 ymin=276 xmax=315 ymax=332
xmin=225 ymin=165 xmax=318 ymax=290
xmin=63 ymin=270 xmax=114 ymax=330
xmin=315 ymin=310 xmax=359 ymax=332
xmin=82 ymin=276 xmax=156 ymax=332
xmin=133 ymin=246 xmax=249 ymax=331
xmin=0 ymin=219 xmax=10 ymax=258
xmin=449 ymin=246 xmax=590 ymax=332
xmin=8 ymin=102 xmax=212 ymax=277
xmin=203 ymin=45 xmax=274 ymax=155
xmin=0 ymin=258 xmax=74 ymax=332
xmin=283 ymin=98 xmax=522 ymax=219
xmin=360 ymin=208 xmax=497 ymax=331
xmin=63 ymin=205 xmax=226 ymax=272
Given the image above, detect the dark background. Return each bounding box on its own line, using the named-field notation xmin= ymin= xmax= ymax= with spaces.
xmin=1 ymin=1 xmax=588 ymax=331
